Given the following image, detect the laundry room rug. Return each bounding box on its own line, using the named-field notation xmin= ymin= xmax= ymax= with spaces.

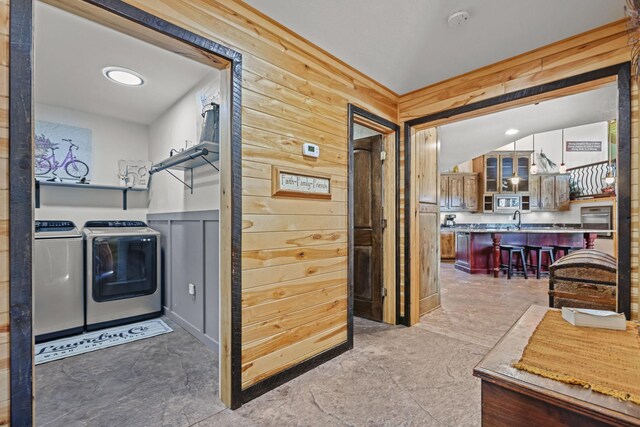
xmin=35 ymin=318 xmax=173 ymax=365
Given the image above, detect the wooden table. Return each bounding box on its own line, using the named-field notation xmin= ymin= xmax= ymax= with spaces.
xmin=473 ymin=305 xmax=640 ymax=426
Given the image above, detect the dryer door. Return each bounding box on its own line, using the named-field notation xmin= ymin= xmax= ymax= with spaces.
xmin=91 ymin=235 xmax=158 ymax=302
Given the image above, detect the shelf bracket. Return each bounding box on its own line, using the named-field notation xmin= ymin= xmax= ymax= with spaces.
xmin=165 ymin=168 xmax=193 ymax=194
xmin=35 ymin=180 xmax=40 ymax=209
xmin=122 ymin=189 xmax=128 ymax=210
xmin=201 ymin=155 xmax=219 ymax=172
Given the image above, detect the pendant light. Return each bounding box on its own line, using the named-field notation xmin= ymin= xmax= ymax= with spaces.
xmin=510 ymin=140 xmax=520 ymax=186
xmin=558 ymin=129 xmax=567 ymax=173
xmin=605 ymin=121 xmax=616 ymax=185
xmin=530 ymin=134 xmax=538 ymax=175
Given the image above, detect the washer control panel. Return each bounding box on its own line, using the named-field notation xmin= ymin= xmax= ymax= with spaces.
xmin=35 ymin=220 xmax=76 ymax=232
xmin=84 ymin=220 xmax=148 ymax=228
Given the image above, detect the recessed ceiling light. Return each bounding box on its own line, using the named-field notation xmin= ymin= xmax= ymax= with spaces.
xmin=102 ymin=66 xmax=144 ymax=86
xmin=505 ymin=129 xmax=519 ymax=136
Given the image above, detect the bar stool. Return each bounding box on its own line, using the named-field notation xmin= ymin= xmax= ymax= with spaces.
xmin=552 ymin=245 xmax=582 ymax=260
xmin=525 ymin=245 xmax=555 ymax=280
xmin=499 ymin=245 xmax=528 ymax=280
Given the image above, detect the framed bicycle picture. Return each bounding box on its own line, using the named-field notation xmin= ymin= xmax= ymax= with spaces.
xmin=35 ymin=121 xmax=93 ymax=181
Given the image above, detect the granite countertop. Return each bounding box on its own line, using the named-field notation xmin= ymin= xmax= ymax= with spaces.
xmin=441 ymin=224 xmax=615 ymax=234
xmin=459 ymin=228 xmax=615 ymax=234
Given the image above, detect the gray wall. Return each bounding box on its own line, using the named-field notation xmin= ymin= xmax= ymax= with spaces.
xmin=148 ymin=210 xmax=219 ymax=353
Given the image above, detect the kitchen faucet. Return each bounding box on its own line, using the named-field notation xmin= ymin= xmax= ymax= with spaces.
xmin=512 ymin=210 xmax=522 ymax=230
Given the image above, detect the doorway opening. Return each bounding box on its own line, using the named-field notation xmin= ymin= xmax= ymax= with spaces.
xmin=10 ymin=0 xmax=243 ymax=423
xmin=403 ymin=65 xmax=631 ymax=332
xmin=348 ymin=105 xmax=401 ymax=325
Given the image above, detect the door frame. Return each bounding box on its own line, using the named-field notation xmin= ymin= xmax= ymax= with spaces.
xmin=401 ymin=63 xmax=632 ymax=323
xmin=9 ymin=0 xmax=245 ymax=421
xmin=348 ymin=104 xmax=402 ymax=325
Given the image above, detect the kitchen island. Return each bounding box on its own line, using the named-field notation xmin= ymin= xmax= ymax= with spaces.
xmin=449 ymin=226 xmax=614 ymax=277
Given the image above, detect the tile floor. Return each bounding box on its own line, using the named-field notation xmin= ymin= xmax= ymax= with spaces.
xmin=36 ymin=263 xmax=548 ymax=426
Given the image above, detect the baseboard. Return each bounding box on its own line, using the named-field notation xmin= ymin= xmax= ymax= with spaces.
xmin=242 ymin=341 xmax=351 ymax=404
xmin=164 ymin=308 xmax=219 ymax=353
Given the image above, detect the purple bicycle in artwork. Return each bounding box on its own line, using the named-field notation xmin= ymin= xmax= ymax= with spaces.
xmin=35 ymin=135 xmax=90 ymax=178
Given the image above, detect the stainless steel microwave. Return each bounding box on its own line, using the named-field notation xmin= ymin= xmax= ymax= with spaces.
xmin=494 ymin=194 xmax=521 ymax=212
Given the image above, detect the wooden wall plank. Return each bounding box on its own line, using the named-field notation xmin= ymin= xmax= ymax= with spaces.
xmin=242 ymin=145 xmax=346 ymax=176
xmin=243 ymin=89 xmax=345 ymax=138
xmin=242 ymin=270 xmax=346 ymax=305
xmin=242 ymin=297 xmax=347 ymax=344
xmin=242 ymin=229 xmax=347 ymax=251
xmin=241 ymin=323 xmax=347 ymax=388
xmin=242 ymin=284 xmax=346 ymax=326
xmin=242 ymin=126 xmax=347 ymax=166
xmin=243 ymin=256 xmax=347 ymax=289
xmin=242 ymin=108 xmax=345 ymax=150
xmin=242 ymin=214 xmax=347 ymax=233
xmin=242 ymin=70 xmax=346 ymax=124
xmin=0 ymin=0 xmax=6 ymax=416
xmin=242 ymin=309 xmax=346 ymax=365
xmin=242 ymin=243 xmax=347 ymax=270
xmin=243 ymin=196 xmax=346 ymax=216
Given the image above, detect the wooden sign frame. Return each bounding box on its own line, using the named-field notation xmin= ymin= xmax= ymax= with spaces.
xmin=271 ymin=166 xmax=332 ymax=199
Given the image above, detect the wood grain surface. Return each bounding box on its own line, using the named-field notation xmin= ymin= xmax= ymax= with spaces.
xmin=474 ymin=305 xmax=640 ymax=426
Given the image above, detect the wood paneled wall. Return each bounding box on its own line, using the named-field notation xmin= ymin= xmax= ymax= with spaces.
xmin=0 ymin=0 xmax=8 ymax=423
xmin=399 ymin=19 xmax=639 ymax=320
xmin=114 ymin=0 xmax=398 ymax=392
xmin=1 ymin=0 xmax=638 ymax=417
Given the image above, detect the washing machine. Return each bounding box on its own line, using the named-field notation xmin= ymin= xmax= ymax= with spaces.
xmin=83 ymin=221 xmax=161 ymax=331
xmin=34 ymin=220 xmax=84 ymax=343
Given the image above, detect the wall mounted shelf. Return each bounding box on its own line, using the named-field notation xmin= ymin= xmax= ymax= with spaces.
xmin=35 ymin=180 xmax=148 ymax=210
xmin=149 ymin=141 xmax=220 ymax=194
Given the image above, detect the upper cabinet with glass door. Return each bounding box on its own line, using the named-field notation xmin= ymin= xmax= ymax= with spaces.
xmin=484 ymin=154 xmax=499 ymax=193
xmin=516 ymin=154 xmax=530 ymax=192
xmin=484 ymin=151 xmax=532 ymax=194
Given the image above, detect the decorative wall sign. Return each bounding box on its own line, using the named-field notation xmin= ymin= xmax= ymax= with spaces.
xmin=35 ymin=121 xmax=92 ymax=180
xmin=566 ymin=140 xmax=602 ymax=152
xmin=118 ymin=160 xmax=152 ymax=188
xmin=272 ymin=166 xmax=331 ymax=199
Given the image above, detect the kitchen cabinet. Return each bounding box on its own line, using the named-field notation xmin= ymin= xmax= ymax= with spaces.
xmin=484 ymin=151 xmax=532 ymax=194
xmin=555 ymin=174 xmax=570 ymax=210
xmin=440 ymin=230 xmax=456 ymax=260
xmin=484 ymin=155 xmax=499 ymax=193
xmin=463 ymin=175 xmax=478 ymax=210
xmin=448 ymin=175 xmax=463 ymax=210
xmin=440 ymin=173 xmax=478 ymax=212
xmin=529 ymin=173 xmax=570 ymax=211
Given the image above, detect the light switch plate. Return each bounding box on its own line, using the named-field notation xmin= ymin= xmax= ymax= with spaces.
xmin=188 ymin=283 xmax=196 ymax=295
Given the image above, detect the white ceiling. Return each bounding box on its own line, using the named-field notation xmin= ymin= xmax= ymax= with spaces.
xmin=34 ymin=2 xmax=214 ymax=125
xmin=243 ymin=0 xmax=625 ymax=94
xmin=438 ymin=83 xmax=618 ymax=171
